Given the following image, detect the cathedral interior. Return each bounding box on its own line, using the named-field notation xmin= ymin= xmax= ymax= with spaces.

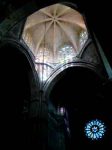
xmin=0 ymin=0 xmax=112 ymax=149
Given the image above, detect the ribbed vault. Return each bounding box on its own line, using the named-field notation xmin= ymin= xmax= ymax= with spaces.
xmin=22 ymin=3 xmax=88 ymax=82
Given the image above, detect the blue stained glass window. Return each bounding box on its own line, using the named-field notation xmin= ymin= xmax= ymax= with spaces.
xmin=85 ymin=119 xmax=106 ymax=140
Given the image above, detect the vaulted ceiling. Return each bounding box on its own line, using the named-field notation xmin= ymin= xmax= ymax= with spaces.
xmin=22 ymin=4 xmax=88 ymax=81
xmin=0 ymin=0 xmax=112 ymax=67
xmin=22 ymin=4 xmax=88 ymax=64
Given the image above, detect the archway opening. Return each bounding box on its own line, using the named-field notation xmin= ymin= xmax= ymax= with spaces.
xmin=48 ymin=67 xmax=111 ymax=149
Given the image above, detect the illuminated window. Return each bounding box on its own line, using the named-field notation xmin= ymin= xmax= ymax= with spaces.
xmin=58 ymin=45 xmax=75 ymax=63
xmin=57 ymin=107 xmax=66 ymax=116
xmin=85 ymin=119 xmax=106 ymax=140
xmin=22 ymin=4 xmax=88 ymax=82
xmin=79 ymin=31 xmax=88 ymax=49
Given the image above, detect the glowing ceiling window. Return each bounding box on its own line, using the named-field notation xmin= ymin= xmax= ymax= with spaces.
xmin=85 ymin=119 xmax=106 ymax=140
xmin=58 ymin=45 xmax=75 ymax=63
xmin=80 ymin=31 xmax=88 ymax=49
xmin=22 ymin=4 xmax=88 ymax=82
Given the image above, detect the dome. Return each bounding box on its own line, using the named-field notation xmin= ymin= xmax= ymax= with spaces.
xmin=22 ymin=4 xmax=88 ymax=82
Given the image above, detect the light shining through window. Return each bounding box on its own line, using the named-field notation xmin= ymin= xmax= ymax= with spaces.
xmin=85 ymin=119 xmax=106 ymax=140
xmin=58 ymin=45 xmax=75 ymax=63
